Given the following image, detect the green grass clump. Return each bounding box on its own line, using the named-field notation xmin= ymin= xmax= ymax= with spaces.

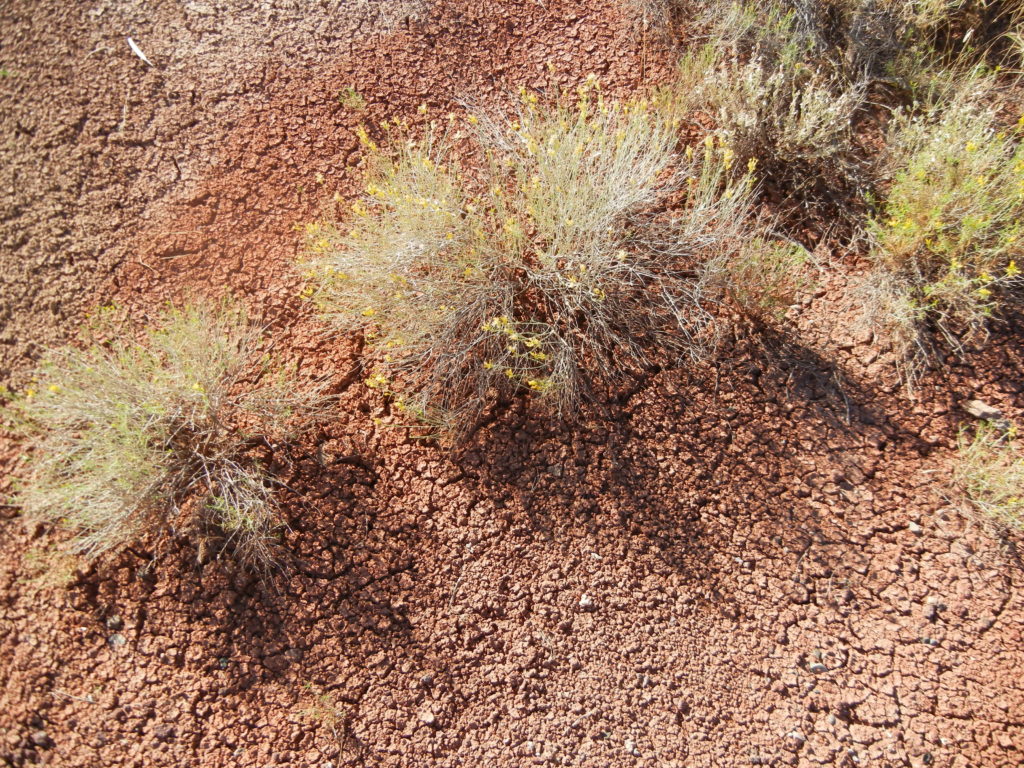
xmin=13 ymin=305 xmax=324 ymax=569
xmin=337 ymin=86 xmax=366 ymax=111
xmin=19 ymin=545 xmax=79 ymax=593
xmin=301 ymin=683 xmax=351 ymax=743
xmin=716 ymin=238 xmax=813 ymax=322
xmin=308 ymin=88 xmax=759 ymax=435
xmin=955 ymin=421 xmax=1024 ymax=531
xmin=864 ymin=84 xmax=1024 ymax=361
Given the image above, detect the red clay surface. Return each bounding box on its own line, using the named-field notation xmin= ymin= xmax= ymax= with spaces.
xmin=1 ymin=1 xmax=1023 ymax=767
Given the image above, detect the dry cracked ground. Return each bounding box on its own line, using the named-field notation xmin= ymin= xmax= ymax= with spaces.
xmin=1 ymin=1 xmax=1022 ymax=767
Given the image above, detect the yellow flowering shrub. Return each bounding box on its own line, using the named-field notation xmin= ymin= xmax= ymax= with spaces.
xmin=955 ymin=421 xmax=1024 ymax=532
xmin=866 ymin=83 xmax=1024 ymax=360
xmin=309 ymin=88 xmax=759 ymax=436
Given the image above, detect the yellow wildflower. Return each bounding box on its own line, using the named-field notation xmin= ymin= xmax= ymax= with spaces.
xmin=355 ymin=125 xmax=376 ymax=151
xmin=721 ymin=146 xmax=735 ymax=171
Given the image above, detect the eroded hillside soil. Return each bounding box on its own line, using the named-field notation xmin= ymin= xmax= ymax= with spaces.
xmin=1 ymin=1 xmax=1022 ymax=766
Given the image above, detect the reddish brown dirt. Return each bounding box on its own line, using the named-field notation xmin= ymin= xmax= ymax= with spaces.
xmin=2 ymin=2 xmax=1024 ymax=768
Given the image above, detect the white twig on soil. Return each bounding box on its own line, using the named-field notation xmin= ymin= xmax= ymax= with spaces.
xmin=127 ymin=37 xmax=153 ymax=67
xmin=117 ymin=86 xmax=131 ymax=133
xmin=447 ymin=544 xmax=474 ymax=609
xmin=49 ymin=690 xmax=96 ymax=704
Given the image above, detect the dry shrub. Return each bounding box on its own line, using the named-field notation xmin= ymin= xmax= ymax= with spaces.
xmin=624 ymin=0 xmax=677 ymax=27
xmin=12 ymin=304 xmax=325 ymax=569
xmin=905 ymin=0 xmax=1024 ymax=64
xmin=791 ymin=0 xmax=1024 ymax=76
xmin=863 ymin=77 xmax=1024 ymax=368
xmin=955 ymin=421 xmax=1024 ymax=531
xmin=637 ymin=0 xmax=1022 ymax=65
xmin=309 ymin=88 xmax=760 ymax=436
xmin=659 ymin=3 xmax=867 ymax=212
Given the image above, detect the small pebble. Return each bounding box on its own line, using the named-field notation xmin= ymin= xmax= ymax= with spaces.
xmin=419 ymin=709 xmax=438 ymax=728
xmin=29 ymin=731 xmax=51 ymax=749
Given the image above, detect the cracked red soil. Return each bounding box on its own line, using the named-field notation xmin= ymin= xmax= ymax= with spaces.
xmin=1 ymin=1 xmax=1023 ymax=767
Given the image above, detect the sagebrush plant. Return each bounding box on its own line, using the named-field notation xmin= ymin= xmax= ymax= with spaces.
xmin=308 ymin=85 xmax=760 ymax=435
xmin=636 ymin=0 xmax=1021 ymax=69
xmin=654 ymin=0 xmax=904 ymax=78
xmin=13 ymin=304 xmax=324 ymax=568
xmin=658 ymin=2 xmax=866 ymax=210
xmin=955 ymin=421 xmax=1024 ymax=531
xmin=864 ymin=81 xmax=1024 ymax=363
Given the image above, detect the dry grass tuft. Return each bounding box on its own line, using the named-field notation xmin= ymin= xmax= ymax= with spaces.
xmin=19 ymin=545 xmax=80 ymax=594
xmin=657 ymin=3 xmax=867 ymax=213
xmin=301 ymin=684 xmax=353 ymax=743
xmin=714 ymin=238 xmax=814 ymax=322
xmin=12 ymin=304 xmax=326 ymax=569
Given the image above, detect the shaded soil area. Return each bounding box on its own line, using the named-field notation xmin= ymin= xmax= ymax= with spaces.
xmin=1 ymin=2 xmax=1023 ymax=767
